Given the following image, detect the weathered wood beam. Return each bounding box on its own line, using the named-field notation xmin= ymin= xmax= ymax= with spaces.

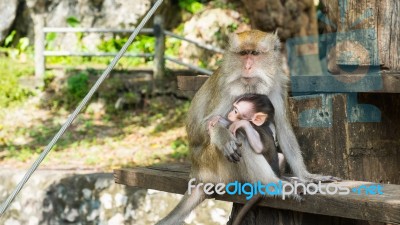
xmin=177 ymin=74 xmax=400 ymax=93
xmin=114 ymin=164 xmax=400 ymax=224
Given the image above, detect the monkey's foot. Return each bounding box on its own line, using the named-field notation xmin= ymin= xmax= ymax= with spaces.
xmin=223 ymin=140 xmax=242 ymax=163
xmin=279 ymin=181 xmax=304 ymax=201
xmin=281 ymin=176 xmax=305 ymax=184
xmin=306 ymin=174 xmax=342 ymax=183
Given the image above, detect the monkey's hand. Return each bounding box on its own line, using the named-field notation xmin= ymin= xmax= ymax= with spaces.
xmin=209 ymin=123 xmax=242 ymax=163
xmin=207 ymin=115 xmax=223 ymax=133
xmin=229 ymin=120 xmax=251 ymax=136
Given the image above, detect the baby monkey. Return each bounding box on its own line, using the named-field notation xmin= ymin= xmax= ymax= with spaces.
xmin=208 ymin=93 xmax=284 ymax=176
xmin=209 ymin=94 xmax=290 ymax=225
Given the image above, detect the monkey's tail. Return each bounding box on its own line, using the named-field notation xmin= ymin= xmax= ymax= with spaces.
xmin=231 ymin=195 xmax=263 ymax=225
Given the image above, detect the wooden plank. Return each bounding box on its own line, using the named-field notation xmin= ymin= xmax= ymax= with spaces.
xmin=177 ymin=75 xmax=209 ymax=91
xmin=346 ymin=93 xmax=400 ymax=184
xmin=322 ymin=0 xmax=400 ymax=71
xmin=114 ymin=164 xmax=400 ymax=224
xmin=288 ymin=95 xmax=349 ymax=179
xmin=291 ymin=74 xmax=400 ymax=93
xmin=335 ymin=0 xmax=379 ymax=67
xmin=114 ymin=164 xmax=190 ymax=195
xmin=177 ymin=74 xmax=400 ymax=93
xmin=289 ymin=93 xmax=400 ymax=184
xmin=377 ymin=0 xmax=400 ymax=71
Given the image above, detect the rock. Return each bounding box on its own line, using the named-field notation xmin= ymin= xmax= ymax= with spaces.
xmin=62 ymin=208 xmax=79 ymax=222
xmin=0 ymin=0 xmax=18 ymax=43
xmin=28 ymin=217 xmax=39 ymax=225
xmin=211 ymin=208 xmax=228 ymax=224
xmin=108 ymin=213 xmax=124 ymax=225
xmin=240 ymin=0 xmax=319 ymax=41
xmin=12 ymin=0 xmax=152 ymax=51
xmin=180 ymin=8 xmax=250 ymax=71
xmin=82 ymin=188 xmax=92 ymax=199
xmin=4 ymin=218 xmax=21 ymax=225
xmin=114 ymin=193 xmax=128 ymax=207
xmin=100 ymin=193 xmax=113 ymax=209
xmin=0 ymin=169 xmax=232 ymax=224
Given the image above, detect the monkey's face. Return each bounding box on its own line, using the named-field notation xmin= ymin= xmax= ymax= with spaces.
xmin=223 ymin=30 xmax=282 ymax=89
xmin=227 ymin=101 xmax=254 ymax=122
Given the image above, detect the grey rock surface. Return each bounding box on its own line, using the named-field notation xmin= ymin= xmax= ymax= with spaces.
xmin=0 ymin=0 xmax=19 ymax=43
xmin=10 ymin=0 xmax=152 ymax=51
xmin=0 ymin=170 xmax=231 ymax=225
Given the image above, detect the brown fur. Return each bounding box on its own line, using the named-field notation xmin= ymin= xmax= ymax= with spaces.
xmin=156 ymin=30 xmax=339 ymax=225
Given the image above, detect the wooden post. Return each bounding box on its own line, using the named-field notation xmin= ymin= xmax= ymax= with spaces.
xmin=321 ymin=0 xmax=400 ymax=73
xmin=34 ymin=14 xmax=45 ymax=80
xmin=153 ymin=15 xmax=165 ymax=80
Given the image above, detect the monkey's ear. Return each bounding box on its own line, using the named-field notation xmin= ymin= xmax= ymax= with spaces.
xmin=251 ymin=113 xmax=268 ymax=126
xmin=272 ymin=33 xmax=281 ymax=51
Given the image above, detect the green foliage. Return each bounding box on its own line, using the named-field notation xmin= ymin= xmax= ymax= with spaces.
xmin=227 ymin=23 xmax=239 ymax=32
xmin=66 ymin=16 xmax=81 ymax=27
xmin=171 ymin=137 xmax=189 ymax=159
xmin=179 ymin=0 xmax=204 ymax=13
xmin=66 ymin=72 xmax=89 ymax=106
xmin=97 ymin=35 xmax=155 ymax=54
xmin=4 ymin=30 xmax=16 ymax=47
xmin=152 ymin=101 xmax=190 ymax=133
xmin=48 ymin=35 xmax=158 ymax=67
xmin=123 ymin=92 xmax=140 ymax=103
xmin=8 ymin=37 xmax=31 ymax=59
xmin=45 ymin=32 xmax=57 ymax=50
xmin=0 ymin=58 xmax=34 ymax=107
xmin=165 ymin=36 xmax=182 ymax=57
xmin=212 ymin=0 xmax=237 ymax=10
xmin=43 ymin=71 xmax=56 ymax=88
xmin=17 ymin=38 xmax=30 ymax=52
xmin=3 ymin=30 xmax=33 ymax=58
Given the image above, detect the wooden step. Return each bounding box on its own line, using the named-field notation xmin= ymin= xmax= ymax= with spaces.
xmin=114 ymin=163 xmax=400 ymax=224
xmin=177 ymin=73 xmax=400 ymax=93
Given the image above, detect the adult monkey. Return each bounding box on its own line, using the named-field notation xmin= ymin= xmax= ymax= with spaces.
xmin=156 ymin=30 xmax=339 ymax=225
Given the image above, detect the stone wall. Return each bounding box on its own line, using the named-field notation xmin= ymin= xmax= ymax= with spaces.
xmin=0 ymin=0 xmax=152 ymax=50
xmin=0 ymin=170 xmax=231 ymax=225
xmin=0 ymin=0 xmax=19 ymax=43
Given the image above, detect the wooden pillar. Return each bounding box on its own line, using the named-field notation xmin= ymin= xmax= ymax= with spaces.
xmin=34 ymin=14 xmax=45 ymax=80
xmin=288 ymin=93 xmax=400 ymax=184
xmin=321 ymin=0 xmax=400 ymax=73
xmin=153 ymin=15 xmax=165 ymax=80
xmin=227 ymin=205 xmax=373 ymax=225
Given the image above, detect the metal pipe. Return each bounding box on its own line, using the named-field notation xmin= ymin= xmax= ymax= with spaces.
xmin=164 ymin=30 xmax=225 ymax=54
xmin=165 ymin=56 xmax=213 ymax=75
xmin=43 ymin=27 xmax=154 ymax=34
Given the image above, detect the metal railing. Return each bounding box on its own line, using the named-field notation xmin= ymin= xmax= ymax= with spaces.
xmin=34 ymin=15 xmax=224 ymax=78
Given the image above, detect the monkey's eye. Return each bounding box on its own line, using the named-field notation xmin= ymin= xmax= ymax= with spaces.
xmin=239 ymin=50 xmax=249 ymax=56
xmin=238 ymin=50 xmax=260 ymax=56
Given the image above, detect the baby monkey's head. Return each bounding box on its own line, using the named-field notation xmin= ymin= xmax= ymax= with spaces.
xmin=227 ymin=94 xmax=275 ymax=126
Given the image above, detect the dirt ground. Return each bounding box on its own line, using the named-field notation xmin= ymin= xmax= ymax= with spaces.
xmin=0 ymin=93 xmax=189 ymax=171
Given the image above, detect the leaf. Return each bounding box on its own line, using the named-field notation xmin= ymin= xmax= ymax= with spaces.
xmin=46 ymin=32 xmax=57 ymax=42
xmin=190 ymin=2 xmax=203 ymax=13
xmin=179 ymin=0 xmax=203 ymax=14
xmin=5 ymin=30 xmax=16 ymax=46
xmin=18 ymin=38 xmax=30 ymax=51
xmin=66 ymin=16 xmax=81 ymax=27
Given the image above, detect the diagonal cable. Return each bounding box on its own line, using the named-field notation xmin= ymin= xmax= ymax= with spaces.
xmin=0 ymin=0 xmax=163 ymax=216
